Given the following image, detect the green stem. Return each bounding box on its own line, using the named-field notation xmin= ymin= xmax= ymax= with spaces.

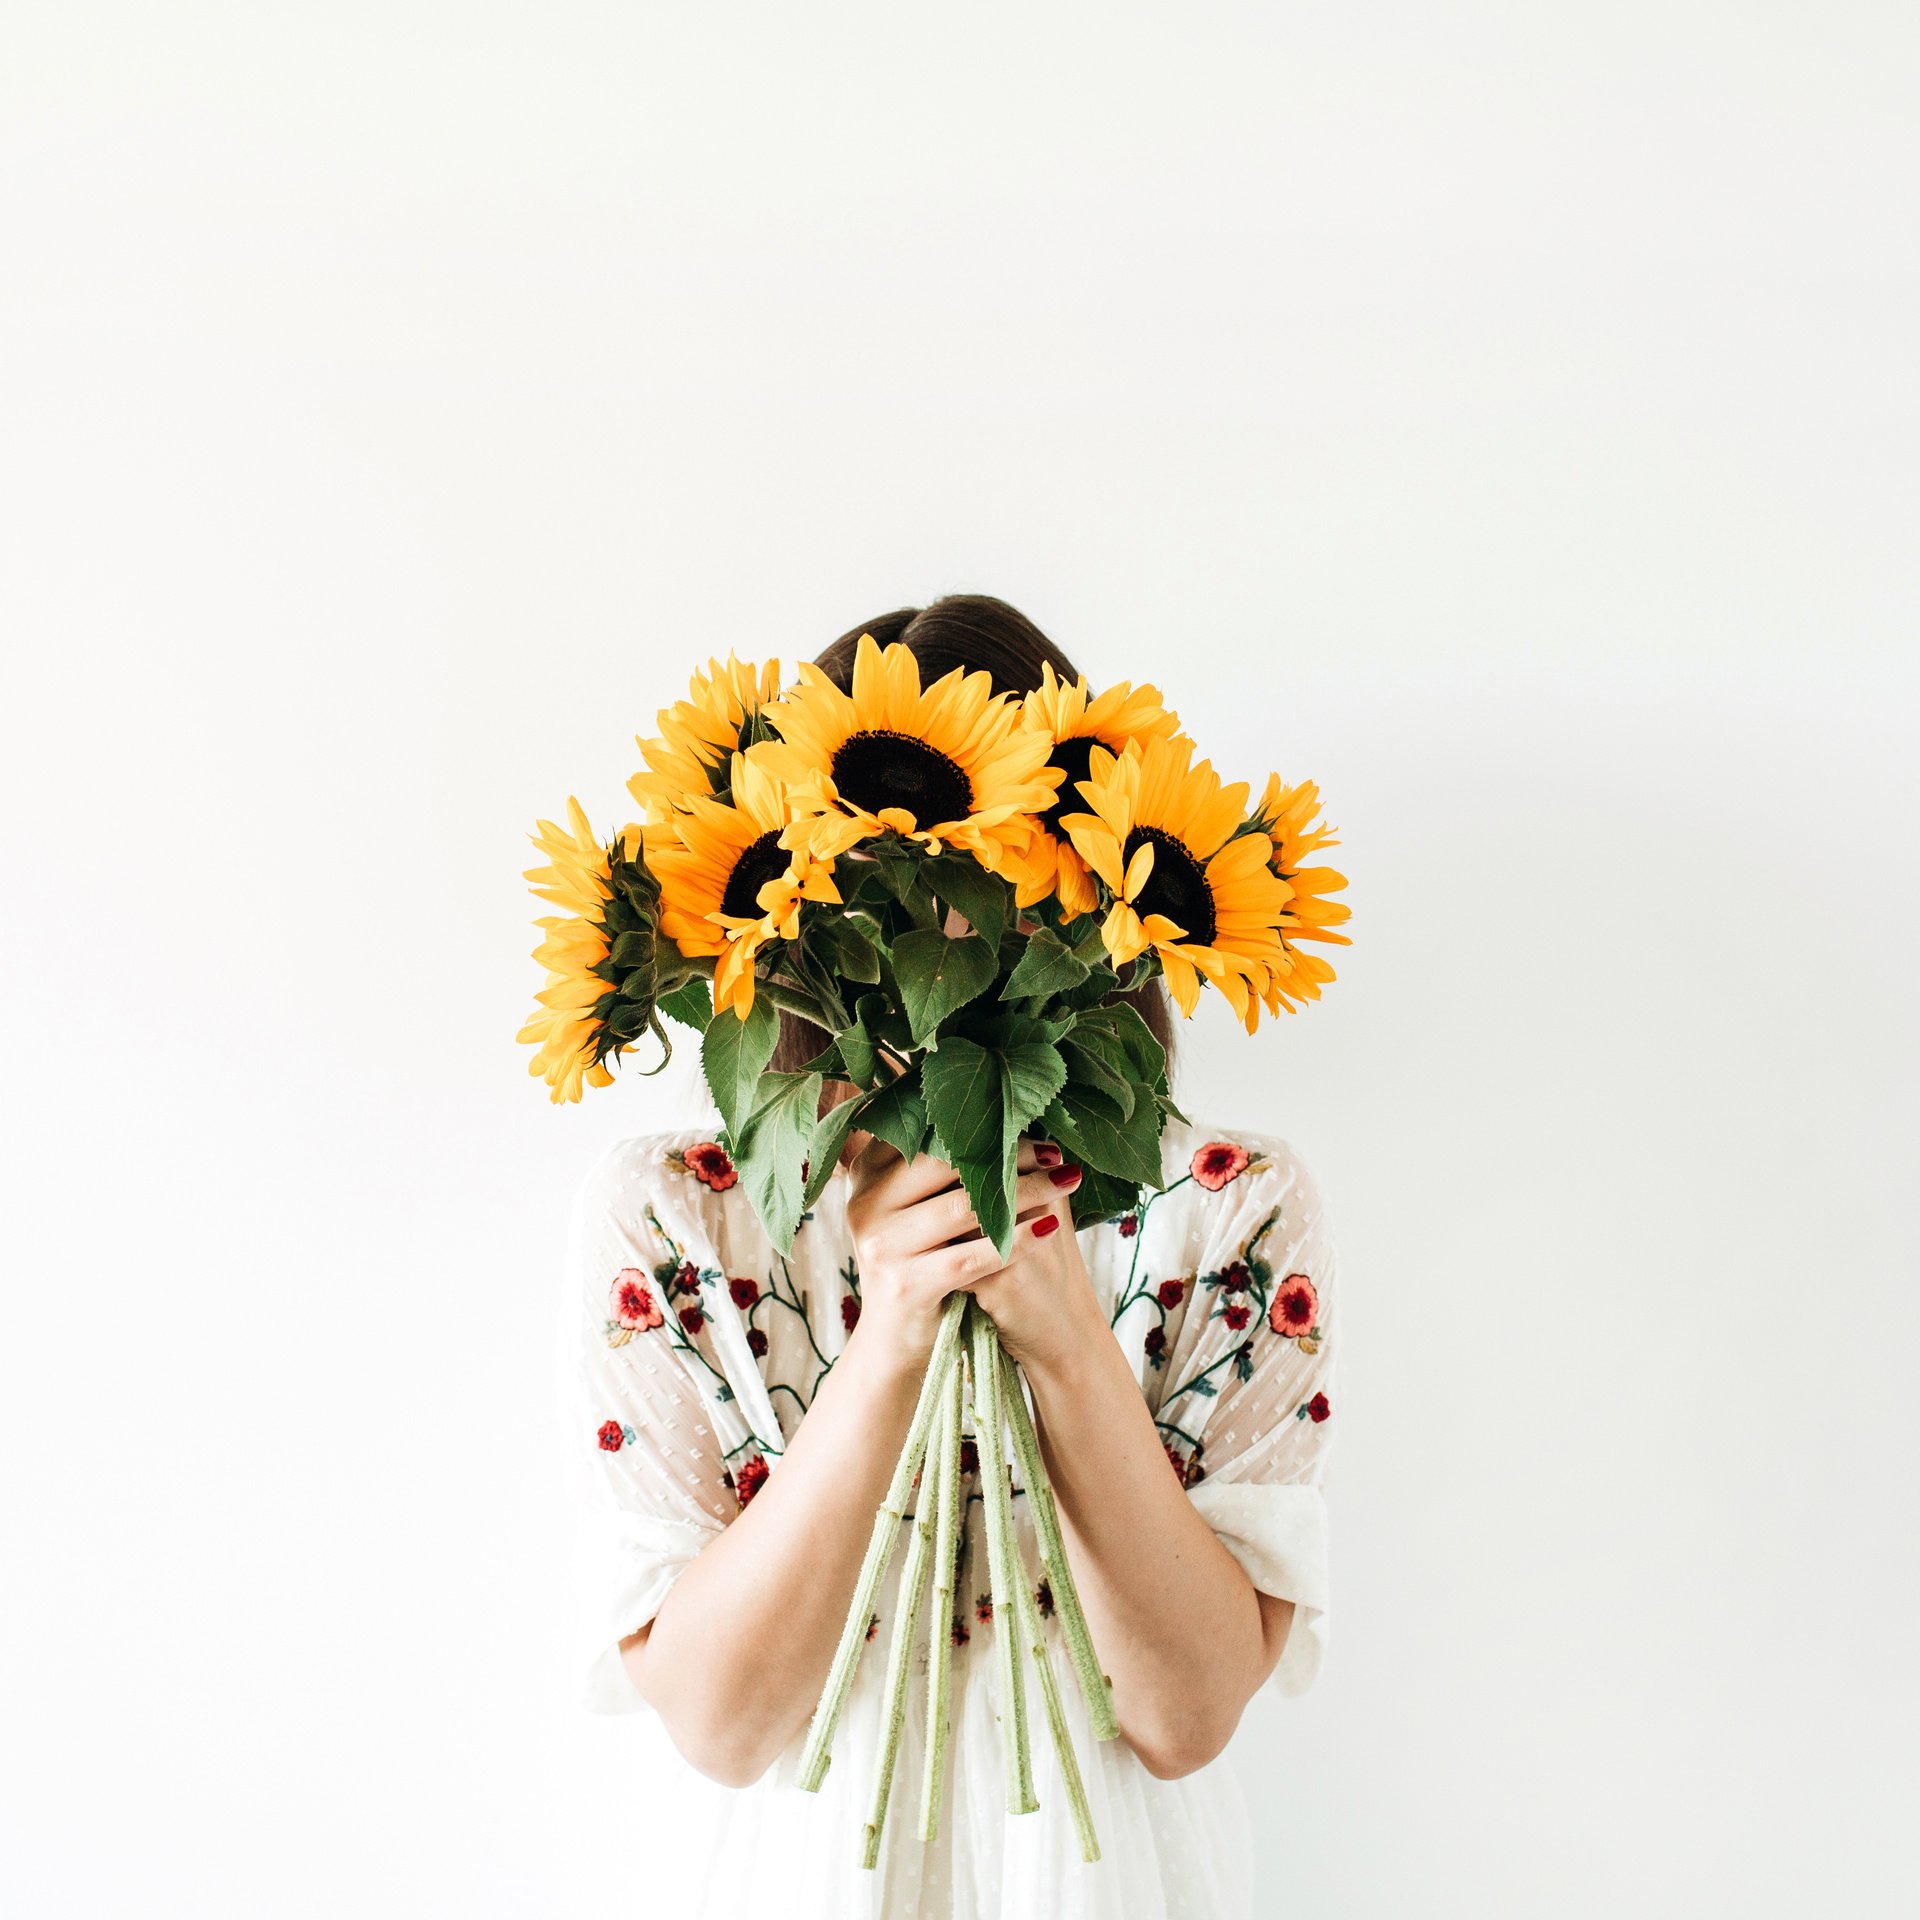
xmin=918 ymin=1358 xmax=964 ymax=1842
xmin=1008 ymin=1528 xmax=1100 ymax=1863
xmin=796 ymin=1293 xmax=969 ymax=1793
xmin=996 ymin=1343 xmax=1119 ymax=1742
xmin=970 ymin=1305 xmax=1036 ymax=1814
xmin=861 ymin=1373 xmax=946 ymax=1870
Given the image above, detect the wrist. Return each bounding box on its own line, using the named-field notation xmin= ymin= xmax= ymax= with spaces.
xmin=1004 ymin=1284 xmax=1115 ymax=1396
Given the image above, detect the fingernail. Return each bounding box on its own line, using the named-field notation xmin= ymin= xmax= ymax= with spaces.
xmin=1032 ymin=1215 xmax=1060 ymax=1239
xmin=1048 ymin=1165 xmax=1081 ymax=1188
xmin=1034 ymin=1143 xmax=1061 ymax=1167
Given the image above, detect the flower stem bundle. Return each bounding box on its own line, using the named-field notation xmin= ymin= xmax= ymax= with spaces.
xmin=820 ymin=1296 xmax=1106 ymax=1868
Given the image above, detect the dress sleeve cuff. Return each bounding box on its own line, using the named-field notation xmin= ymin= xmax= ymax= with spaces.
xmin=1185 ymin=1480 xmax=1330 ymax=1697
xmin=575 ymin=1510 xmax=726 ymax=1714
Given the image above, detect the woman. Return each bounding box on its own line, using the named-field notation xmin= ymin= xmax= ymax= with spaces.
xmin=561 ymin=597 xmax=1339 ymax=1918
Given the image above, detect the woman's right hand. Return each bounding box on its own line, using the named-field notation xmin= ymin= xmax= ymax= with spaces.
xmin=841 ymin=1137 xmax=1011 ymax=1373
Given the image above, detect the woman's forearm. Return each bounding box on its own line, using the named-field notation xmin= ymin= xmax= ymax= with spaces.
xmin=1021 ymin=1305 xmax=1285 ymax=1779
xmin=622 ymin=1326 xmax=927 ymax=1784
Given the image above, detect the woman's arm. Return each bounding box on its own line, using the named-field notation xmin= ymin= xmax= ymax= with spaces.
xmin=620 ymin=1140 xmax=1072 ymax=1785
xmin=975 ymin=1186 xmax=1295 ymax=1781
xmin=1021 ymin=1314 xmax=1294 ymax=1778
xmin=618 ymin=1303 xmax=929 ymax=1784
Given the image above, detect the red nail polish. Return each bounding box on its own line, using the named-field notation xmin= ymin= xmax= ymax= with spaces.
xmin=1048 ymin=1165 xmax=1081 ymax=1188
xmin=1032 ymin=1215 xmax=1060 ymax=1239
xmin=1034 ymin=1143 xmax=1061 ymax=1167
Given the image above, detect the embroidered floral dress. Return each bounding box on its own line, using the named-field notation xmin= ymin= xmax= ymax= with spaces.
xmin=559 ymin=1116 xmax=1339 ymax=1920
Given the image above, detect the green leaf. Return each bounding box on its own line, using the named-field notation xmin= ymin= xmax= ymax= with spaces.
xmin=1041 ymin=1084 xmax=1166 ymax=1188
xmin=805 ymin=1093 xmax=867 ymax=1208
xmin=1060 ymin=1033 xmax=1135 ymax=1121
xmin=861 ymin=1069 xmax=929 ymax=1161
xmin=921 ymin=1037 xmax=1003 ymax=1165
xmin=834 ymin=1020 xmax=879 ymax=1090
xmin=657 ymin=978 xmax=713 ymax=1034
xmin=924 ymin=1037 xmax=1068 ymax=1256
xmin=924 ymin=853 xmax=1011 ymax=955
xmin=891 ymin=930 xmax=997 ymax=1043
xmin=1070 ymin=1166 xmax=1143 ymax=1231
xmin=734 ymin=1070 xmax=823 ymax=1253
xmin=701 ymin=994 xmax=779 ymax=1138
xmin=808 ymin=915 xmax=882 ymax=985
xmin=999 ymin=928 xmax=1092 ymax=1002
xmin=946 ymin=1148 xmax=1017 ymax=1259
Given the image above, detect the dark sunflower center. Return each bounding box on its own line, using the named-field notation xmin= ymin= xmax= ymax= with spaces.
xmin=1045 ymin=734 xmax=1100 ymax=814
xmin=1123 ymin=826 xmax=1216 ymax=945
xmin=832 ymin=730 xmax=973 ymax=824
xmin=720 ymin=831 xmax=792 ymax=919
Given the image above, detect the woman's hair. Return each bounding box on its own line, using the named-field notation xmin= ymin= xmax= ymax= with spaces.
xmin=769 ymin=593 xmax=1178 ymax=1078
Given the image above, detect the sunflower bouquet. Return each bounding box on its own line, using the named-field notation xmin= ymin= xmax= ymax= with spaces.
xmin=522 ymin=634 xmax=1350 ymax=1863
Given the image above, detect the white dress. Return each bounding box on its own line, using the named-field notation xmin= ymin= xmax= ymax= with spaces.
xmin=557 ymin=1116 xmax=1340 ymax=1920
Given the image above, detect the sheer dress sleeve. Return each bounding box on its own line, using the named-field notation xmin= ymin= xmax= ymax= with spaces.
xmin=1136 ymin=1132 xmax=1340 ymax=1697
xmin=556 ymin=1137 xmax=740 ymax=1714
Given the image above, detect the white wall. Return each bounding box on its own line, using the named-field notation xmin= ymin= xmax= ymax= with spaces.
xmin=3 ymin=5 xmax=1914 ymax=1914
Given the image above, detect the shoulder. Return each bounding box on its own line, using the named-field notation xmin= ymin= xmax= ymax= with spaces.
xmin=1148 ymin=1117 xmax=1339 ymax=1284
xmin=569 ymin=1126 xmax=751 ymax=1237
xmin=1160 ymin=1117 xmax=1334 ymax=1217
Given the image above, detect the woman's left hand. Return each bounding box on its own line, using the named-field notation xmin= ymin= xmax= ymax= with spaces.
xmin=968 ymin=1139 xmax=1107 ymax=1375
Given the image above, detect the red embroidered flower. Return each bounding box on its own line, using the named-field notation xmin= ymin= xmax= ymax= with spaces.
xmin=1191 ymin=1142 xmax=1251 ymax=1191
xmin=1269 ymin=1273 xmax=1319 ymax=1338
xmin=1143 ymin=1326 xmax=1166 ymax=1358
xmin=746 ymin=1327 xmax=769 ymax=1358
xmin=1221 ymin=1262 xmax=1251 ymax=1293
xmin=865 ymin=1612 xmax=880 ymax=1643
xmin=728 ymin=1276 xmax=760 ymax=1310
xmin=673 ymin=1261 xmax=700 ymax=1296
xmin=732 ymin=1454 xmax=770 ymax=1506
xmin=595 ymin=1419 xmax=625 ymax=1452
xmin=841 ymin=1294 xmax=861 ymax=1333
xmin=952 ymin=1617 xmax=970 ymax=1647
xmin=1118 ymin=1212 xmax=1139 ymax=1238
xmin=1307 ymin=1391 xmax=1331 ymax=1423
xmin=1036 ymin=1578 xmax=1054 ymax=1618
xmin=958 ymin=1438 xmax=979 ymax=1477
xmin=1156 ymin=1278 xmax=1186 ymax=1309
xmin=975 ymin=1593 xmax=994 ymax=1625
xmin=679 ymin=1304 xmax=705 ymax=1335
xmin=1163 ymin=1438 xmax=1190 ymax=1483
xmin=610 ymin=1271 xmax=664 ymax=1330
xmin=1224 ymin=1302 xmax=1251 ymax=1332
xmin=683 ymin=1142 xmax=738 ymax=1191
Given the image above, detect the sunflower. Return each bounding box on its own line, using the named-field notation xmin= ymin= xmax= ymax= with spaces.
xmin=628 ymin=654 xmax=782 ymax=824
xmin=1007 ymin=663 xmax=1185 ymax=916
xmin=650 ymin=751 xmax=840 ymax=1018
xmin=1057 ymin=738 xmax=1294 ymax=1024
xmin=519 ymin=799 xmax=678 ymax=1102
xmin=753 ymin=633 xmax=1058 ymax=871
xmin=1247 ymin=773 xmax=1353 ymax=1020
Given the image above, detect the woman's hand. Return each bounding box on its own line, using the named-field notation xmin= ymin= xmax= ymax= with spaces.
xmin=840 ymin=1138 xmax=1008 ymax=1373
xmin=840 ymin=1135 xmax=1096 ymax=1374
xmin=969 ymin=1139 xmax=1107 ymax=1374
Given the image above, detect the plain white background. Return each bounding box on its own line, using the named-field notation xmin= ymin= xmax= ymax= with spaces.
xmin=3 ymin=5 xmax=1914 ymax=1915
